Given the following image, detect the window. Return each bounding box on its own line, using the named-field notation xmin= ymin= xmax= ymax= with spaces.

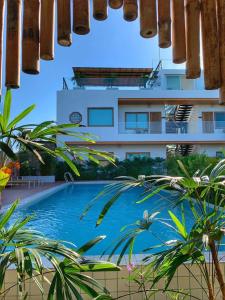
xmin=88 ymin=108 xmax=113 ymax=126
xmin=166 ymin=75 xmax=181 ymax=90
xmin=126 ymin=152 xmax=150 ymax=160
xmin=125 ymin=112 xmax=149 ymax=130
xmin=216 ymin=151 xmax=225 ymax=158
xmin=214 ymin=112 xmax=225 ymax=129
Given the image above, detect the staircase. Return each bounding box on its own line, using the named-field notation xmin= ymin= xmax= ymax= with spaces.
xmin=175 ymin=104 xmax=193 ymax=122
xmin=174 ymin=105 xmax=194 ymax=156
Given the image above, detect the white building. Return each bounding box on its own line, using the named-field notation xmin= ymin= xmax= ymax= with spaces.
xmin=57 ymin=66 xmax=225 ymax=161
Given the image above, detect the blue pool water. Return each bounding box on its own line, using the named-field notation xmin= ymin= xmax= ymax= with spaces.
xmin=9 ymin=184 xmax=200 ymax=255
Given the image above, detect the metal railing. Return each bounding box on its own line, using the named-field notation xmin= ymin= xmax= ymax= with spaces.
xmin=64 ymin=172 xmax=75 ymax=182
xmin=118 ymin=121 xmax=225 ymax=134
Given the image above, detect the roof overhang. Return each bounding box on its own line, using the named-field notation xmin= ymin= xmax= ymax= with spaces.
xmin=118 ymin=98 xmax=220 ymax=105
xmin=72 ymin=67 xmax=153 ymax=87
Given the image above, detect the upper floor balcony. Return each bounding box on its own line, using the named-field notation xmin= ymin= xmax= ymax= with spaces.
xmin=118 ymin=121 xmax=225 ymax=135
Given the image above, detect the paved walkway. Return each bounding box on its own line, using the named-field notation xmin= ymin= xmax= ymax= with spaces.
xmin=2 ymin=182 xmax=64 ymax=206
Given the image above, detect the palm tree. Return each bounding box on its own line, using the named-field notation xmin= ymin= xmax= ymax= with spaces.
xmin=84 ymin=160 xmax=225 ymax=300
xmin=0 ymin=90 xmax=114 ymax=175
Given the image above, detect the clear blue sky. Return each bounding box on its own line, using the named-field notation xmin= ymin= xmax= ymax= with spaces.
xmin=2 ymin=6 xmax=177 ymax=124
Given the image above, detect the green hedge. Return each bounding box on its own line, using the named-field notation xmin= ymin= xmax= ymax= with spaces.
xmin=19 ymin=153 xmax=221 ymax=180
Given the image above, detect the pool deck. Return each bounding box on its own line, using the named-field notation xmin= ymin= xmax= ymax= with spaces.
xmin=2 ymin=182 xmax=64 ymax=206
xmin=1 ymin=180 xmax=115 ymax=207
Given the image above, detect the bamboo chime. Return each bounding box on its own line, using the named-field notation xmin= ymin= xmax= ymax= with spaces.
xmin=1 ymin=0 xmax=225 ymax=104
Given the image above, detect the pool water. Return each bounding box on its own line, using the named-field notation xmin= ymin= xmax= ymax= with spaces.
xmin=9 ymin=184 xmax=201 ymax=255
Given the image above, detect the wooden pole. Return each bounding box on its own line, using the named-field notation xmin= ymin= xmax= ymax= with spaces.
xmin=185 ymin=0 xmax=201 ymax=79
xmin=200 ymin=0 xmax=221 ymax=89
xmin=73 ymin=0 xmax=90 ymax=35
xmin=109 ymin=0 xmax=123 ymax=9
xmin=140 ymin=0 xmax=157 ymax=38
xmin=57 ymin=0 xmax=72 ymax=46
xmin=22 ymin=0 xmax=40 ymax=74
xmin=172 ymin=0 xmax=186 ymax=64
xmin=0 ymin=0 xmax=4 ymax=93
xmin=123 ymin=0 xmax=138 ymax=22
xmin=40 ymin=0 xmax=55 ymax=60
xmin=93 ymin=0 xmax=108 ymax=21
xmin=6 ymin=0 xmax=21 ymax=89
xmin=158 ymin=0 xmax=171 ymax=48
xmin=217 ymin=0 xmax=225 ymax=104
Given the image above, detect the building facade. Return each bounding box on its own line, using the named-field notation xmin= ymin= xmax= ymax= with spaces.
xmin=57 ymin=67 xmax=225 ymax=161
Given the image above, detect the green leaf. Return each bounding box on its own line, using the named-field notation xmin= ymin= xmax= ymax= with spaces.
xmin=2 ymin=90 xmax=12 ymax=130
xmin=77 ymin=236 xmax=106 ymax=255
xmin=0 ymin=200 xmax=19 ymax=230
xmin=0 ymin=141 xmax=17 ymax=161
xmin=7 ymin=104 xmax=36 ymax=130
xmin=168 ymin=211 xmax=187 ymax=239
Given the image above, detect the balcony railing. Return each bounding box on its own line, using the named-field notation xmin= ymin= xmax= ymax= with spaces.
xmin=202 ymin=121 xmax=225 ymax=133
xmin=118 ymin=121 xmax=225 ymax=134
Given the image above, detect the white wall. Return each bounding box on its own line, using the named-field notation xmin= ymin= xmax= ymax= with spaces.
xmin=88 ymin=144 xmax=167 ymax=160
xmin=194 ymin=145 xmax=225 ymax=157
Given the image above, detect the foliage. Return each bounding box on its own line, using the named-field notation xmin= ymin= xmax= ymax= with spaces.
xmin=166 ymin=153 xmax=220 ymax=176
xmin=18 ymin=157 xmax=165 ymax=180
xmin=0 ymin=90 xmax=114 ymax=176
xmin=84 ymin=159 xmax=225 ymax=300
xmin=19 ymin=153 xmax=221 ymax=182
xmin=0 ymin=200 xmax=120 ymax=299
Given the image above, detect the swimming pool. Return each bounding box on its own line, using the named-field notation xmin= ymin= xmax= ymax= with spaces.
xmin=8 ymin=183 xmax=204 ymax=255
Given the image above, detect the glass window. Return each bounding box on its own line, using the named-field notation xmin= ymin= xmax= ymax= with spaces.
xmin=214 ymin=112 xmax=225 ymax=129
xmin=125 ymin=113 xmax=148 ymax=129
xmin=126 ymin=152 xmax=150 ymax=160
xmin=216 ymin=151 xmax=225 ymax=158
xmin=88 ymin=108 xmax=113 ymax=126
xmin=166 ymin=76 xmax=181 ymax=90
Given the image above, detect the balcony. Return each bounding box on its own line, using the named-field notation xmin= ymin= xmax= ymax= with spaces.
xmin=118 ymin=121 xmax=225 ymax=135
xmin=119 ymin=121 xmax=190 ymax=134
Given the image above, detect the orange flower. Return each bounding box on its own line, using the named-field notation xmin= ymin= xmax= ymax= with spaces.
xmin=6 ymin=161 xmax=20 ymax=170
xmin=7 ymin=162 xmax=14 ymax=168
xmin=14 ymin=161 xmax=20 ymax=170
xmin=1 ymin=167 xmax=12 ymax=175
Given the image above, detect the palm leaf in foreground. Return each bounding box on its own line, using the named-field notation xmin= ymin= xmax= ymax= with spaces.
xmin=0 ymin=201 xmax=120 ymax=299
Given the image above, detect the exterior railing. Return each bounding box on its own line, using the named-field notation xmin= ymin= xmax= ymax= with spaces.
xmin=118 ymin=121 xmax=225 ymax=134
xmin=202 ymin=121 xmax=225 ymax=133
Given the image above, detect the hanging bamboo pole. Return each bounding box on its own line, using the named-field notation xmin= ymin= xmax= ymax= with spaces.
xmin=201 ymin=0 xmax=221 ymax=89
xmin=157 ymin=0 xmax=171 ymax=48
xmin=22 ymin=0 xmax=40 ymax=74
xmin=93 ymin=0 xmax=108 ymax=21
xmin=172 ymin=0 xmax=186 ymax=63
xmin=73 ymin=0 xmax=90 ymax=35
xmin=109 ymin=0 xmax=123 ymax=9
xmin=40 ymin=0 xmax=55 ymax=60
xmin=123 ymin=0 xmax=138 ymax=22
xmin=217 ymin=0 xmax=225 ymax=104
xmin=0 ymin=0 xmax=4 ymax=93
xmin=57 ymin=0 xmax=72 ymax=46
xmin=140 ymin=0 xmax=157 ymax=38
xmin=6 ymin=0 xmax=21 ymax=89
xmin=185 ymin=0 xmax=200 ymax=79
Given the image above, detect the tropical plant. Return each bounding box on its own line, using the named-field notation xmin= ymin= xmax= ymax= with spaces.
xmin=0 ymin=90 xmax=114 ymax=175
xmin=83 ymin=159 xmax=225 ymax=300
xmin=0 ymin=200 xmax=120 ymax=300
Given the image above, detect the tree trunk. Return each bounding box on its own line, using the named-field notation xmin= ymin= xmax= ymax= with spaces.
xmin=210 ymin=240 xmax=225 ymax=300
